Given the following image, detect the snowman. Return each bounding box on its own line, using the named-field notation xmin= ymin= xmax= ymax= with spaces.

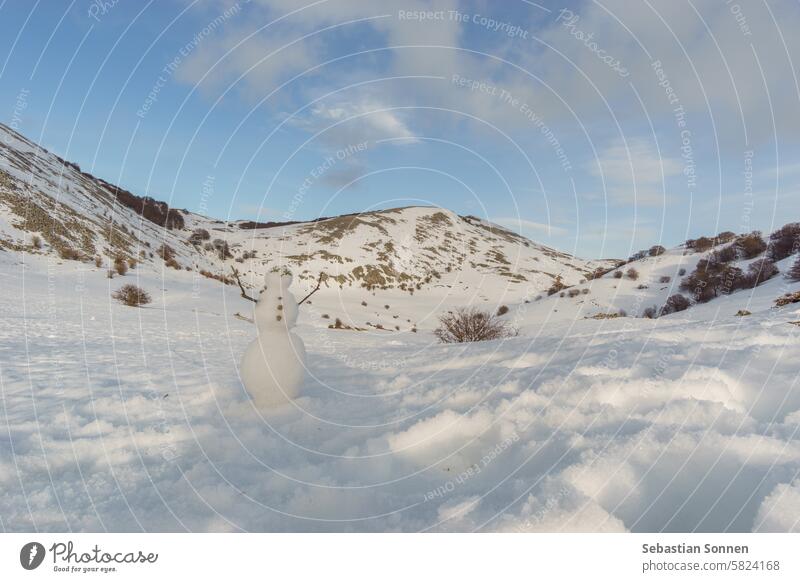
xmin=240 ymin=270 xmax=307 ymax=409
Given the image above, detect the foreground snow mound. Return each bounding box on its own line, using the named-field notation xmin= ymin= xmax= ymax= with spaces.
xmin=1 ymin=254 xmax=798 ymax=532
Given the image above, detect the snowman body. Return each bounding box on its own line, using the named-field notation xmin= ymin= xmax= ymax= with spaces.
xmin=240 ymin=271 xmax=307 ymax=409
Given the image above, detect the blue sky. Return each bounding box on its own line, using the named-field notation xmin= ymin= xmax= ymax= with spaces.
xmin=1 ymin=0 xmax=799 ymax=259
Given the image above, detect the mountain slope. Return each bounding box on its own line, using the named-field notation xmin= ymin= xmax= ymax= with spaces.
xmin=0 ymin=123 xmax=604 ymax=316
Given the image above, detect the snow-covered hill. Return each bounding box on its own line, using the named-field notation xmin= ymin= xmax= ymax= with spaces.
xmin=0 ymin=122 xmax=609 ymax=329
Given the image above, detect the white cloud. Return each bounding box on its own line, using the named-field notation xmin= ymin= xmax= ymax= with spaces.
xmin=589 ymin=138 xmax=681 ymax=205
xmin=494 ymin=217 xmax=568 ymax=237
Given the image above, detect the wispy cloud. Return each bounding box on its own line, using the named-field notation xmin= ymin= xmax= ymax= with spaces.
xmin=493 ymin=217 xmax=568 ymax=237
xmin=589 ymin=138 xmax=681 ymax=206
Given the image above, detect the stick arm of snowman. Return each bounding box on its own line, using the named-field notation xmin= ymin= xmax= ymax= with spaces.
xmin=298 ymin=272 xmax=324 ymax=305
xmin=231 ymin=266 xmax=257 ymax=303
xmin=230 ymin=267 xmax=323 ymax=306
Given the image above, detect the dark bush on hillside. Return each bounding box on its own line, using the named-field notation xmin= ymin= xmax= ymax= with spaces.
xmin=716 ymin=231 xmax=736 ymax=244
xmin=735 ymin=231 xmax=767 ymax=259
xmin=745 ymin=258 xmax=779 ymax=287
xmin=629 ymin=250 xmax=648 ymax=262
xmin=659 ymin=275 xmax=671 ymax=283
xmin=660 ymin=294 xmax=691 ymax=316
xmin=678 ymin=268 xmax=687 ymax=276
xmin=642 ymin=306 xmax=658 ymax=319
xmin=679 ymin=259 xmax=745 ymax=302
xmin=188 ymin=228 xmax=210 ymax=245
xmin=497 ymin=305 xmax=509 ymax=316
xmin=112 ymin=284 xmax=151 ymax=307
xmin=768 ymin=222 xmax=800 ymax=261
xmin=587 ymin=267 xmax=611 ymax=280
xmin=648 ymin=245 xmax=666 ymax=257
xmin=100 ymin=179 xmax=184 ymax=230
xmin=157 ymin=244 xmax=175 ymax=261
xmin=775 ymin=291 xmax=800 ymax=307
xmin=58 ymin=247 xmax=83 ymax=261
xmin=211 ymin=238 xmax=232 ymax=260
xmin=686 ymin=236 xmax=714 ymax=252
xmin=114 ymin=256 xmax=128 ymax=275
xmin=787 ymin=255 xmax=800 ymax=282
xmin=710 ymin=244 xmax=738 ymax=263
xmin=626 ymin=268 xmax=640 ymax=280
xmin=546 ymin=275 xmax=566 ymax=296
xmin=613 ymin=270 xmax=623 ymax=279
xmin=434 ymin=308 xmax=517 ymax=344
xmin=567 ymin=288 xmax=581 ymax=298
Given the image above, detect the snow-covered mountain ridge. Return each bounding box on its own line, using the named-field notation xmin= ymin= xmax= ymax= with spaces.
xmin=0 ymin=122 xmax=607 ymax=309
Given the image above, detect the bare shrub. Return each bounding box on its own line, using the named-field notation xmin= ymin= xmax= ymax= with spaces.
xmin=716 ymin=231 xmax=736 ymax=244
xmin=775 ymin=291 xmax=800 ymax=307
xmin=660 ymin=294 xmax=691 ymax=316
xmin=94 ymin=256 xmax=103 ymax=268
xmin=642 ymin=306 xmax=658 ymax=319
xmin=497 ymin=305 xmax=509 ymax=316
xmin=768 ymin=222 xmax=800 ymax=261
xmin=736 ymin=232 xmax=767 ymax=259
xmin=745 ymin=258 xmax=778 ymax=287
xmin=434 ymin=308 xmax=517 ymax=344
xmin=188 ymin=228 xmax=210 ymax=245
xmin=31 ymin=235 xmax=42 ymax=249
xmin=567 ymin=288 xmax=580 ymax=298
xmin=648 ymin=245 xmax=666 ymax=256
xmin=59 ymin=247 xmax=83 ymax=261
xmin=678 ymin=268 xmax=687 ymax=276
xmin=626 ymin=268 xmax=639 ymax=280
xmin=112 ymin=284 xmax=151 ymax=307
xmin=613 ymin=270 xmax=623 ymax=279
xmin=211 ymin=239 xmax=232 ymax=260
xmin=156 ymin=244 xmax=175 ymax=262
xmin=114 ymin=256 xmax=128 ymax=275
xmin=686 ymin=236 xmax=714 ymax=252
xmin=710 ymin=244 xmax=737 ymax=263
xmin=199 ymin=270 xmax=233 ymax=285
xmin=787 ymin=255 xmax=800 ymax=282
xmin=546 ymin=275 xmax=566 ymax=296
xmin=659 ymin=275 xmax=671 ymax=283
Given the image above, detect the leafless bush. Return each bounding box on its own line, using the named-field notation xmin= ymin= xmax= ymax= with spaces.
xmin=659 ymin=275 xmax=671 ymax=283
xmin=613 ymin=270 xmax=623 ymax=279
xmin=59 ymin=247 xmax=83 ymax=261
xmin=114 ymin=256 xmax=128 ymax=275
xmin=626 ymin=268 xmax=640 ymax=280
xmin=660 ymin=294 xmax=691 ymax=316
xmin=188 ymin=228 xmax=210 ymax=245
xmin=112 ymin=284 xmax=152 ymax=307
xmin=787 ymin=255 xmax=800 ymax=282
xmin=497 ymin=305 xmax=509 ymax=315
xmin=546 ymin=275 xmax=566 ymax=296
xmin=31 ymin=235 xmax=42 ymax=249
xmin=434 ymin=307 xmax=517 ymax=344
xmin=157 ymin=243 xmax=176 ymax=261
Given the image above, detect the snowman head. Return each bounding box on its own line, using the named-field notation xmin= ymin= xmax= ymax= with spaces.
xmin=255 ymin=269 xmax=298 ymax=330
